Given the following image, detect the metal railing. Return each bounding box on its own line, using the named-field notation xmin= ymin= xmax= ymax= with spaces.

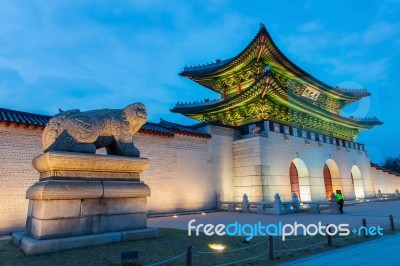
xmin=144 ymin=215 xmax=398 ymax=265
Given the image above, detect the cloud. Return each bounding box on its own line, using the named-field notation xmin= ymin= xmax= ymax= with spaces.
xmin=377 ymin=0 xmax=400 ymax=19
xmin=0 ymin=67 xmax=24 ymax=85
xmin=363 ymin=21 xmax=399 ymax=45
xmin=0 ymin=73 xmax=114 ymax=114
xmin=298 ymin=21 xmax=324 ymax=33
xmin=0 ymin=0 xmax=398 ymax=164
xmin=328 ymin=57 xmax=390 ymax=83
xmin=281 ymin=17 xmax=400 ymax=85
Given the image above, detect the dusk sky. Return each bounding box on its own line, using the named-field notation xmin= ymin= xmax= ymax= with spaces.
xmin=0 ymin=1 xmax=399 ymax=163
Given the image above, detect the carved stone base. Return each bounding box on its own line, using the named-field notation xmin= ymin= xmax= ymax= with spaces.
xmin=32 ymin=151 xmax=149 ymax=181
xmin=26 ymin=179 xmax=151 ymax=239
xmin=12 ymin=227 xmax=159 ymax=256
xmin=19 ymin=152 xmax=156 ymax=254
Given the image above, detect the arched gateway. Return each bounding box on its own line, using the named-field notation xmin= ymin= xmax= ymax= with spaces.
xmin=290 ymin=158 xmax=311 ymax=201
xmin=351 ymin=165 xmax=365 ymax=199
xmin=323 ymin=159 xmax=342 ymax=199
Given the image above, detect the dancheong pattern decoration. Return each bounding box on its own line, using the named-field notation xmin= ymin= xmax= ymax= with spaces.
xmin=171 ymin=24 xmax=382 ymax=141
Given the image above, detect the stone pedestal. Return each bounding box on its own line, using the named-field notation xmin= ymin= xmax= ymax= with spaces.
xmin=329 ymin=193 xmax=340 ymax=214
xmin=13 ymin=151 xmax=158 ymax=255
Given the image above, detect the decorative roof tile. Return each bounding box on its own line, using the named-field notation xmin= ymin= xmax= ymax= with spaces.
xmin=139 ymin=122 xmax=175 ymax=137
xmin=159 ymin=119 xmax=211 ymax=138
xmin=180 ymin=23 xmax=370 ymax=102
xmin=370 ymin=162 xmax=400 ymax=176
xmin=172 ymin=71 xmax=383 ymax=131
xmin=0 ymin=108 xmax=50 ymax=126
xmin=0 ymin=107 xmax=209 ymax=139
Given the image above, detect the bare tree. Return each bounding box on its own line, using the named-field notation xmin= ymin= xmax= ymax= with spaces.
xmin=382 ymin=155 xmax=400 ymax=174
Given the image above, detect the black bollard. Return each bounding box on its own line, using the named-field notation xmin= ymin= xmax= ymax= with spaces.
xmin=389 ymin=215 xmax=395 ymax=231
xmin=362 ymin=218 xmax=367 ymax=238
xmin=186 ymin=246 xmax=193 ymax=266
xmin=268 ymin=235 xmax=274 ymax=260
xmin=327 ymin=224 xmax=333 ymax=247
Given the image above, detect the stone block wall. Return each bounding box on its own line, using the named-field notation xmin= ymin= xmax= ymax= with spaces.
xmin=0 ymin=123 xmax=231 ymax=233
xmin=133 ymin=133 xmax=215 ymax=213
xmin=0 ymin=125 xmax=43 ymax=234
xmin=134 ymin=124 xmax=236 ymax=213
xmin=232 ymin=128 xmax=374 ymax=202
xmin=370 ymin=167 xmax=400 ymax=194
xmin=200 ymin=125 xmax=237 ymax=202
xmin=1 ymin=120 xmax=399 ymax=235
xmin=233 ymin=136 xmax=264 ymax=202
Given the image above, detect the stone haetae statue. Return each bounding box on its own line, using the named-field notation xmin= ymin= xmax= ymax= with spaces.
xmin=42 ymin=103 xmax=147 ymax=157
xmin=14 ymin=102 xmax=157 ymax=256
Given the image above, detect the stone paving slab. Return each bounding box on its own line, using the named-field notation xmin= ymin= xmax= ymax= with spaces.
xmin=148 ymin=199 xmax=400 ymax=231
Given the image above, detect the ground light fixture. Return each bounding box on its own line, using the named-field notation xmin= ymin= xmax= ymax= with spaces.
xmin=208 ymin=243 xmax=226 ymax=251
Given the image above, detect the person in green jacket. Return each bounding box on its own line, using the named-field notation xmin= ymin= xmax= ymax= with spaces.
xmin=336 ymin=190 xmax=344 ymax=214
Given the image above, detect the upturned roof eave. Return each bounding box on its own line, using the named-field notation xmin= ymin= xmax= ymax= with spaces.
xmin=171 ymin=72 xmax=270 ymax=114
xmin=172 ymin=73 xmax=382 ymax=130
xmin=270 ymin=75 xmax=382 ymax=129
xmin=180 ymin=24 xmax=369 ymax=102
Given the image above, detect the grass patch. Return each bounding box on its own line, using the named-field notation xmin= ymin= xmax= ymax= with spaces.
xmin=1 ymin=228 xmax=398 ymax=266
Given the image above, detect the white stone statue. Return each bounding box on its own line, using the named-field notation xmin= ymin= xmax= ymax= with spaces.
xmin=42 ymin=103 xmax=147 ymax=157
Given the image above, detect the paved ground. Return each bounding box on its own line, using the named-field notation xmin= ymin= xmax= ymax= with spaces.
xmin=148 ymin=199 xmax=400 ymax=231
xmin=2 ymin=199 xmax=399 ymax=265
xmin=148 ymin=199 xmax=400 ymax=265
xmin=280 ymin=233 xmax=400 ymax=265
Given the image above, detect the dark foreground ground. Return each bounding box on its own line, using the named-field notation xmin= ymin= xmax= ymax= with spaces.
xmin=0 ymin=227 xmax=398 ymax=265
xmin=1 ymin=199 xmax=400 ymax=265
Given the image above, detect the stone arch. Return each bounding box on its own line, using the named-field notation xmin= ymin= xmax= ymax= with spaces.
xmin=289 ymin=162 xmax=300 ymax=198
xmin=290 ymin=158 xmax=311 ymax=201
xmin=351 ymin=165 xmax=365 ymax=199
xmin=323 ymin=159 xmax=343 ymax=199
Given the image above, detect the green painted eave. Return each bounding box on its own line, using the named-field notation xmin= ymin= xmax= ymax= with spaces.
xmin=172 ymin=71 xmax=382 ymax=131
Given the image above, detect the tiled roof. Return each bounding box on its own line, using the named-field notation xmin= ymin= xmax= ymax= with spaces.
xmin=370 ymin=162 xmax=400 ymax=176
xmin=180 ymin=58 xmax=234 ymax=76
xmin=139 ymin=122 xmax=175 ymax=137
xmin=0 ymin=107 xmax=50 ymax=126
xmin=179 ymin=23 xmax=370 ymax=101
xmin=159 ymin=119 xmax=211 ymax=138
xmin=0 ymin=107 xmax=210 ymax=139
xmin=172 ymin=71 xmax=383 ymax=130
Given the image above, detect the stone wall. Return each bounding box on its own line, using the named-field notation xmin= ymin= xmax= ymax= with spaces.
xmin=0 ymin=125 xmax=43 ymax=234
xmin=1 ymin=121 xmax=399 ymax=235
xmin=0 ymin=123 xmax=235 ymax=234
xmin=232 ymin=126 xmax=375 ymax=202
xmin=200 ymin=125 xmax=237 ymax=202
xmin=134 ymin=133 xmax=214 ymax=213
xmin=370 ymin=167 xmax=400 ymax=194
xmin=134 ymin=124 xmax=236 ymax=213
